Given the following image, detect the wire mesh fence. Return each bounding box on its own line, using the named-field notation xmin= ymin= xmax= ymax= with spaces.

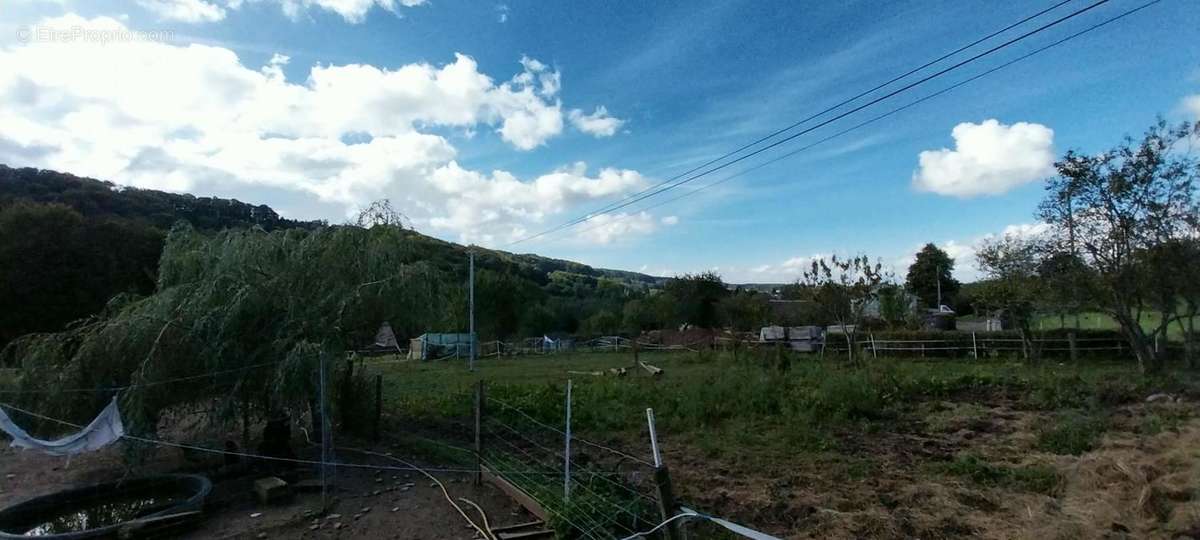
xmin=480 ymin=404 xmax=660 ymax=539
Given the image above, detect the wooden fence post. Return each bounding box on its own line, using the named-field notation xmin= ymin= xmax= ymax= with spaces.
xmin=654 ymin=466 xmax=682 ymax=540
xmin=647 ymin=409 xmax=682 ymax=540
xmin=869 ymin=333 xmax=877 ymax=359
xmin=972 ymin=332 xmax=978 ymax=360
xmin=474 ymin=380 xmax=484 ymax=486
xmin=1068 ymin=332 xmax=1078 ymax=362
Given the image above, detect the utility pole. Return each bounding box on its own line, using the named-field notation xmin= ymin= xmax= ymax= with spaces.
xmin=469 ymin=249 xmax=476 ymax=372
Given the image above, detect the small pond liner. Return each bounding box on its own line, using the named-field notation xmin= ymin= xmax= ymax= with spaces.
xmin=0 ymin=474 xmax=211 ymax=539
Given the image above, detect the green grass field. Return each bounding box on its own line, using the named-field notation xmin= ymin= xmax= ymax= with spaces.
xmin=361 ymin=350 xmax=1200 ymax=537
xmin=1028 ymin=311 xmax=1197 ymax=340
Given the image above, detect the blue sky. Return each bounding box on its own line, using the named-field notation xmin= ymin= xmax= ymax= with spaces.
xmin=1 ymin=0 xmax=1198 ymax=282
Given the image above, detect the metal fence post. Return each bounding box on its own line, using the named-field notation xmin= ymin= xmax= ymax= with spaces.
xmin=972 ymin=332 xmax=978 ymax=360
xmin=474 ymin=380 xmax=483 ymax=486
xmin=563 ymin=380 xmax=573 ymax=502
xmin=870 ymin=333 xmax=877 ymax=359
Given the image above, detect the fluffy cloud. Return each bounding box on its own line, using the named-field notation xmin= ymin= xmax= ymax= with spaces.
xmin=913 ymin=119 xmax=1055 ymax=197
xmin=138 ymin=0 xmax=227 ymax=22
xmin=660 ymin=215 xmax=678 ymax=226
xmin=425 ymin=161 xmax=646 ymax=243
xmin=568 ymin=106 xmax=625 ymax=137
xmin=0 ymin=14 xmax=646 ymax=245
xmin=1185 ymin=94 xmax=1200 ymax=120
xmin=136 ymin=0 xmax=427 ymax=24
xmin=267 ymin=0 xmax=426 ymax=23
xmin=745 ymin=254 xmax=827 ymax=282
xmin=574 ymin=212 xmax=658 ymax=245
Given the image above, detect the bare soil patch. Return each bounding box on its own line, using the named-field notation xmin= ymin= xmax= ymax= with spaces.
xmin=663 ymin=394 xmax=1200 ymax=539
xmin=0 ymin=441 xmax=535 ymax=539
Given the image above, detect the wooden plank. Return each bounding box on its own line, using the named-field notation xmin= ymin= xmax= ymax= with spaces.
xmin=482 ymin=464 xmax=549 ymax=521
xmin=497 ymin=530 xmax=554 ymax=540
xmin=490 ymin=520 xmax=545 ymax=533
xmin=639 ymin=361 xmax=663 ymax=376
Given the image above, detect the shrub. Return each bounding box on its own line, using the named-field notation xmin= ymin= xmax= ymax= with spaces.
xmin=1035 ymin=411 xmax=1107 ymax=455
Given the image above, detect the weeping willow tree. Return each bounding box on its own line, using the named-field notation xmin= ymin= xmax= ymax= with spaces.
xmin=9 ymin=222 xmax=461 ymax=442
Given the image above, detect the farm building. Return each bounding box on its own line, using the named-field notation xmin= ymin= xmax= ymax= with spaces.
xmin=407 ymin=332 xmax=477 ymax=360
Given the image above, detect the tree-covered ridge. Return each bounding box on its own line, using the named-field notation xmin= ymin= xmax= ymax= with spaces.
xmin=0 ymin=164 xmax=670 ymax=351
xmin=0 ymin=165 xmax=325 ymax=231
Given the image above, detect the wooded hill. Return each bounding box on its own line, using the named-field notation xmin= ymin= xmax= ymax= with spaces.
xmin=0 ymin=165 xmax=665 ymax=350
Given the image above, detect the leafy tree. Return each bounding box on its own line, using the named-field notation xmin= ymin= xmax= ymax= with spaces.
xmin=0 ymin=202 xmax=161 ymax=350
xmin=1171 ymin=239 xmax=1200 ymax=367
xmin=877 ymin=284 xmax=917 ymax=328
xmin=799 ymin=255 xmax=889 ymax=365
xmin=905 ymin=243 xmax=960 ymax=309
xmin=1036 ymin=251 xmax=1095 ymax=328
xmin=1037 ymin=119 xmax=1200 ymax=372
xmin=718 ymin=290 xmax=769 ymax=331
xmin=474 ymin=269 xmax=544 ymax=339
xmin=661 ymin=271 xmax=728 ymax=329
xmin=519 ymin=304 xmax=556 ymax=337
xmin=975 ymin=235 xmax=1048 ymax=362
xmin=12 ymin=223 xmax=460 ymax=435
xmin=581 ymin=310 xmax=621 ymax=336
xmin=621 ymin=299 xmax=659 ymax=335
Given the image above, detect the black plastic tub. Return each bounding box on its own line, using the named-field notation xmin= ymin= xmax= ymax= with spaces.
xmin=0 ymin=474 xmax=211 ymax=539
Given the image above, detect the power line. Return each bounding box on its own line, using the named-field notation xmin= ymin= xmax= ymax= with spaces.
xmin=0 ymin=400 xmax=621 ymax=477
xmin=0 ymin=361 xmax=282 ymax=394
xmin=510 ymin=0 xmax=1076 ymax=246
xmin=543 ymin=0 xmax=1162 ymax=244
xmin=508 ymin=0 xmax=1113 ymax=246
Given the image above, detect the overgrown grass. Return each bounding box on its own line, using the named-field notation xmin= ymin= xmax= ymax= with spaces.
xmin=1036 ymin=411 xmax=1108 ymax=455
xmin=370 ymin=350 xmax=1199 ymax=459
xmin=364 ymin=351 xmax=1199 ymax=537
xmin=934 ymin=454 xmax=1061 ymax=495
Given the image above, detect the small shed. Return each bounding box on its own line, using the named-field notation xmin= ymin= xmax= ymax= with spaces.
xmin=408 ymin=333 xmax=477 ymax=360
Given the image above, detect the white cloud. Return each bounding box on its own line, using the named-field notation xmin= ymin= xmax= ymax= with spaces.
xmin=424 ymin=161 xmax=647 ymax=244
xmin=0 ymin=14 xmax=645 ymax=246
xmin=574 ymin=212 xmax=657 ymax=245
xmin=568 ymin=106 xmax=625 ymax=137
xmin=912 ymin=119 xmax=1055 ymax=197
xmin=743 ymin=254 xmax=826 ymax=282
xmin=138 ymin=0 xmax=227 ymax=22
xmin=1184 ymin=94 xmax=1200 ymax=120
xmin=660 ymin=215 xmax=678 ymax=226
xmin=269 ymin=0 xmax=426 ymax=23
xmin=496 ymin=4 xmax=509 ymax=23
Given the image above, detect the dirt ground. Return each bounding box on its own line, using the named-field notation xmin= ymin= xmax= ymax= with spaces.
xmin=0 ymin=441 xmax=536 ymax=539
xmin=665 ymin=394 xmax=1200 ymax=540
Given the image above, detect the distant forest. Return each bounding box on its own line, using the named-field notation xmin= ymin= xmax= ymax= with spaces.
xmin=0 ymin=165 xmax=675 ymax=351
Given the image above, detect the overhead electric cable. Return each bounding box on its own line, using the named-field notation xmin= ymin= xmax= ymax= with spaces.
xmin=508 ymin=0 xmax=1113 ymax=245
xmin=519 ymin=0 xmax=1076 ymax=242
xmin=546 ymin=0 xmax=1162 ymax=244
